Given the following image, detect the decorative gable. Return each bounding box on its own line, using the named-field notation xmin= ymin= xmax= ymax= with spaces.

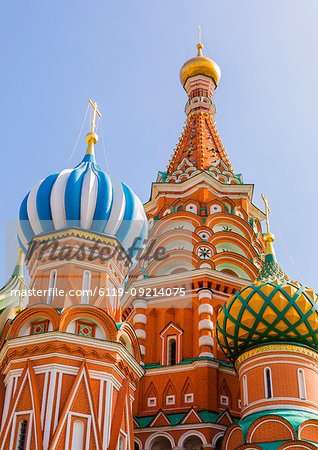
xmin=160 ymin=322 xmax=183 ymax=365
xmin=180 ymin=407 xmax=203 ymax=425
xmin=148 ymin=410 xmax=171 ymax=427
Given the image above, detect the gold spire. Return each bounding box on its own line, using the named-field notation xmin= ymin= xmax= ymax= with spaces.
xmin=86 ymin=99 xmax=101 ymax=155
xmin=261 ymin=194 xmax=275 ymax=257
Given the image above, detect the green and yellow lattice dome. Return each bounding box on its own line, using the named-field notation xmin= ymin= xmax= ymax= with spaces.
xmin=216 ymin=233 xmax=318 ymax=362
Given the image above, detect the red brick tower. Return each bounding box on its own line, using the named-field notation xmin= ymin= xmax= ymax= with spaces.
xmin=123 ymin=43 xmax=266 ymax=450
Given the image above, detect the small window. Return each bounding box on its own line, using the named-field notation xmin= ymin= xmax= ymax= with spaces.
xmin=238 ymin=399 xmax=242 ymax=409
xmin=76 ymin=321 xmax=96 ymax=338
xmin=17 ymin=419 xmax=28 ymax=450
xmin=166 ymin=395 xmax=175 ymax=405
xmin=71 ymin=420 xmax=84 ymax=450
xmin=176 ymin=205 xmax=183 ymax=212
xmin=184 ymin=393 xmax=193 ymax=403
xmin=30 ymin=320 xmax=49 ymax=335
xmin=185 ymin=203 xmax=198 ymax=214
xmin=210 ymin=204 xmax=222 ymax=214
xmin=220 ymin=395 xmax=229 ymax=406
xmin=264 ymin=367 xmax=273 ymax=399
xmin=243 ymin=374 xmax=248 ymax=406
xmin=298 ymin=368 xmax=307 ymax=400
xmin=167 ymin=337 xmax=177 ymax=365
xmin=47 ymin=269 xmax=57 ymax=304
xmin=147 ymin=397 xmax=156 ymax=407
xmin=118 ymin=436 xmax=124 ymax=450
xmin=81 ymin=270 xmax=91 ymax=304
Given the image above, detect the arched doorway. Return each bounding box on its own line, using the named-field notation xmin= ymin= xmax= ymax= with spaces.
xmin=183 ymin=435 xmax=203 ymax=450
xmin=215 ymin=437 xmax=222 ymax=450
xmin=150 ymin=436 xmax=172 ymax=450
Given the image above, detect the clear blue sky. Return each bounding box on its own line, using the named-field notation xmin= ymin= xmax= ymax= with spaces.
xmin=1 ymin=0 xmax=318 ymax=289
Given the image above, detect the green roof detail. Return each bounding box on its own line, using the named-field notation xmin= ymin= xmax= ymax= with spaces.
xmin=134 ymin=409 xmax=237 ymax=428
xmin=144 ymin=356 xmax=232 ymax=370
xmin=239 ymin=409 xmax=318 ymax=439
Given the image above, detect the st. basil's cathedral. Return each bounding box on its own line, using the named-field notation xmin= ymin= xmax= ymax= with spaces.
xmin=0 ymin=41 xmax=318 ymax=450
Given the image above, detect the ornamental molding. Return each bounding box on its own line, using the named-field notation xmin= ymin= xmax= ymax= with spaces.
xmin=235 ymin=343 xmax=318 ymax=369
xmin=30 ymin=227 xmax=118 ymax=246
xmin=0 ymin=332 xmax=145 ymax=378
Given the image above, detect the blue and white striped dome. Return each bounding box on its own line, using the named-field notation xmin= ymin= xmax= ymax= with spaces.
xmin=17 ymin=148 xmax=148 ymax=263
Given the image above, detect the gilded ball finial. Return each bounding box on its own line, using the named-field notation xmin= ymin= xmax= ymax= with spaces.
xmin=263 ymin=232 xmax=275 ymax=244
xmin=196 ymin=42 xmax=203 ymax=56
xmin=86 ymin=132 xmax=98 ymax=145
xmin=14 ymin=306 xmax=23 ymax=315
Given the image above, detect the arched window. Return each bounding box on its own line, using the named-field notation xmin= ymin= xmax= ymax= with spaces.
xmin=118 ymin=436 xmax=124 ymax=450
xmin=243 ymin=374 xmax=248 ymax=406
xmin=47 ymin=269 xmax=57 ymax=304
xmin=81 ymin=270 xmax=91 ymax=304
xmin=264 ymin=367 xmax=273 ymax=399
xmin=298 ymin=368 xmax=307 ymax=400
xmin=215 ymin=437 xmax=223 ymax=450
xmin=167 ymin=337 xmax=177 ymax=365
xmin=17 ymin=419 xmax=28 ymax=450
xmin=71 ymin=420 xmax=84 ymax=450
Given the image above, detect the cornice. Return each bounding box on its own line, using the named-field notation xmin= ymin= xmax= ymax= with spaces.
xmin=235 ymin=343 xmax=318 ymax=370
xmin=0 ymin=332 xmax=145 ymax=378
xmin=122 ymin=267 xmax=250 ymax=307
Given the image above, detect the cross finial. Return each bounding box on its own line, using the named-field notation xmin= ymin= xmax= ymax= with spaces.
xmin=261 ymin=193 xmax=271 ymax=234
xmin=197 ymin=22 xmax=202 ymax=44
xmin=196 ymin=23 xmax=203 ymax=56
xmin=88 ymin=99 xmax=101 ymax=134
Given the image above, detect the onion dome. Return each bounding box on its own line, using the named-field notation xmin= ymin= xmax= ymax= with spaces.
xmin=17 ymin=101 xmax=148 ymax=263
xmin=216 ymin=225 xmax=318 ymax=363
xmin=0 ymin=249 xmax=28 ymax=331
xmin=180 ymin=43 xmax=221 ymax=87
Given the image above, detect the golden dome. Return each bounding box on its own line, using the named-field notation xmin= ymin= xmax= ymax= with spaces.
xmin=180 ymin=43 xmax=221 ymax=87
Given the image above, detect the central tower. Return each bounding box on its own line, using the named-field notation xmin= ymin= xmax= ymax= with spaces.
xmin=123 ymin=43 xmax=267 ymax=449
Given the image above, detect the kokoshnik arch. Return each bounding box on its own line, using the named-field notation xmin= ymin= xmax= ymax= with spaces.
xmin=0 ymin=40 xmax=317 ymax=450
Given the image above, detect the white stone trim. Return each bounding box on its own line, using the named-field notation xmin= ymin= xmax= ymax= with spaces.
xmin=199 ymin=351 xmax=214 ymax=357
xmin=132 ymin=299 xmax=148 ymax=310
xmin=0 ymin=333 xmax=145 ymax=379
xmin=178 ymin=429 xmax=207 ymax=447
xmin=135 ymin=329 xmax=146 ymax=340
xmin=145 ymin=431 xmax=176 ymax=449
xmin=140 ymin=345 xmax=146 ymax=356
xmin=133 ymin=314 xmax=147 ymax=325
xmin=199 ymin=336 xmax=214 ymax=348
xmin=249 ymin=418 xmax=293 ymax=441
xmin=198 ymin=319 xmax=213 ymax=332
xmin=198 ymin=290 xmax=212 ymax=301
xmin=242 ymin=398 xmax=318 ymax=418
xmin=198 ymin=303 xmax=213 ymax=315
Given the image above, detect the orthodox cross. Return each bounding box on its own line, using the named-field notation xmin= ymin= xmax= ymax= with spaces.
xmin=88 ymin=99 xmax=101 ymax=134
xmin=261 ymin=193 xmax=271 ymax=234
xmin=197 ymin=22 xmax=202 ymax=44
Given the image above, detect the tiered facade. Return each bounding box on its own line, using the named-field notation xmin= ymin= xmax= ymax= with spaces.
xmin=0 ymin=43 xmax=317 ymax=450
